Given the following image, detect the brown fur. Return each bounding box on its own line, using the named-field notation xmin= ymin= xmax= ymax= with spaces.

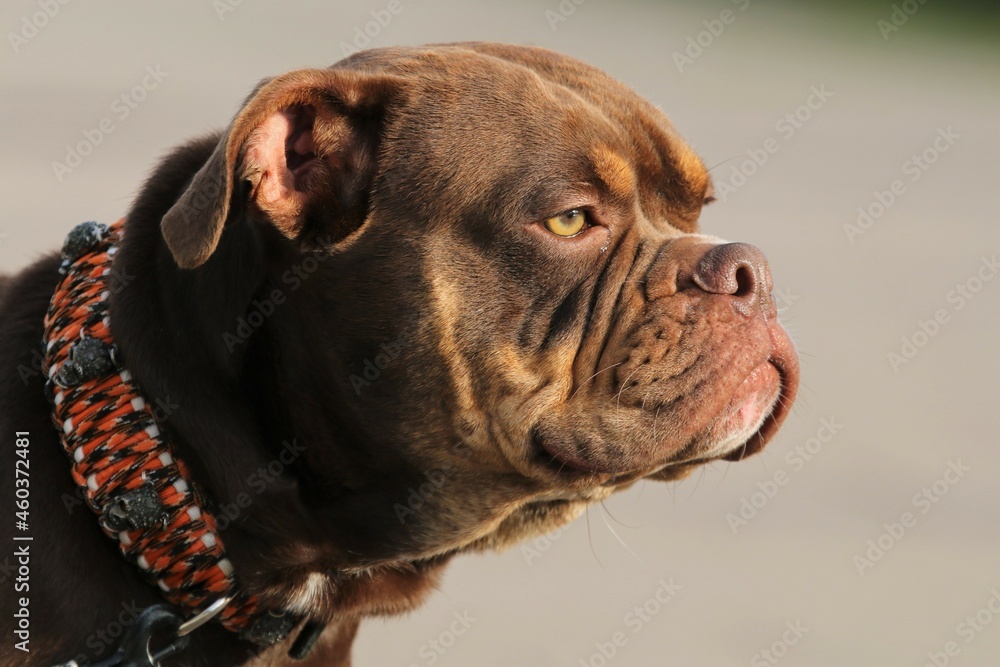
xmin=0 ymin=43 xmax=797 ymax=666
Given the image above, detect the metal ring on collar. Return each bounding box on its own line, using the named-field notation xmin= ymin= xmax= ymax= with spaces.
xmin=177 ymin=596 xmax=231 ymax=637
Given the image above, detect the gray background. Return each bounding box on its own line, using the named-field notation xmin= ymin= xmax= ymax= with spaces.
xmin=2 ymin=1 xmax=998 ymax=665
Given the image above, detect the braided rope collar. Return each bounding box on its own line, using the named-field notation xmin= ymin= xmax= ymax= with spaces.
xmin=42 ymin=219 xmax=303 ymax=648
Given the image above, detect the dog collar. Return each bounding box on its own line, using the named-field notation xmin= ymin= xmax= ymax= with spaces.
xmin=42 ymin=219 xmax=310 ymax=650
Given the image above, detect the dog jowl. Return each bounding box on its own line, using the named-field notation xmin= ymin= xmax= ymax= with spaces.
xmin=0 ymin=43 xmax=798 ymax=665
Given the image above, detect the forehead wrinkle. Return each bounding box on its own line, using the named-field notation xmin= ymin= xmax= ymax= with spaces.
xmin=589 ymin=146 xmax=637 ymax=200
xmin=671 ymin=138 xmax=710 ymax=195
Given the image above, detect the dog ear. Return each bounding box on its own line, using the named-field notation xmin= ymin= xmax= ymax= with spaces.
xmin=161 ymin=68 xmax=400 ymax=268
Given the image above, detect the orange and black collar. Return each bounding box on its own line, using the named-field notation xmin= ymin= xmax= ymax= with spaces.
xmin=42 ymin=219 xmax=321 ymax=656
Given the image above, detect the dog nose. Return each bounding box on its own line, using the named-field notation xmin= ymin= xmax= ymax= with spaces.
xmin=693 ymin=242 xmax=774 ymax=316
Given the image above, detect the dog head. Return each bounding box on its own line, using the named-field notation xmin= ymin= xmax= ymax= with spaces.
xmin=156 ymin=43 xmax=798 ymax=568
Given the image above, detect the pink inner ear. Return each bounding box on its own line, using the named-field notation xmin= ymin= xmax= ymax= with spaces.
xmin=244 ymin=106 xmax=317 ymax=227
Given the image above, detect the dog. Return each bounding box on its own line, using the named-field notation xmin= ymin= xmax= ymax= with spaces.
xmin=0 ymin=43 xmax=798 ymax=666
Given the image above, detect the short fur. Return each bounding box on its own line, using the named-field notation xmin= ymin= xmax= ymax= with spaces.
xmin=0 ymin=43 xmax=797 ymax=666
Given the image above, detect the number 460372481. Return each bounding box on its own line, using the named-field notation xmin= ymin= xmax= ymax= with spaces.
xmin=14 ymin=432 xmax=30 ymax=528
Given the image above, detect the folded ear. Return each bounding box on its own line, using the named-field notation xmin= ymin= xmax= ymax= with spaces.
xmin=161 ymin=68 xmax=400 ymax=268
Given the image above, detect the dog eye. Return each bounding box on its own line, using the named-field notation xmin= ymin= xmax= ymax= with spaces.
xmin=542 ymin=209 xmax=588 ymax=237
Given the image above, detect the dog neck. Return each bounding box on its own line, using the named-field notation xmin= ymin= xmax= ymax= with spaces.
xmin=43 ymin=218 xmax=335 ymax=651
xmin=110 ymin=137 xmax=451 ymax=627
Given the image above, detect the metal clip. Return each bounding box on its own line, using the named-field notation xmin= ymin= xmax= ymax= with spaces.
xmin=85 ymin=605 xmax=188 ymax=667
xmin=53 ymin=599 xmax=229 ymax=667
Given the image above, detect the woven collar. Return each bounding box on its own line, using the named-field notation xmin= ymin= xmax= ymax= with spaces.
xmin=42 ymin=219 xmax=300 ymax=648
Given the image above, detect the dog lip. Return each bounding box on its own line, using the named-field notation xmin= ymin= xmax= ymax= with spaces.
xmin=721 ymin=325 xmax=799 ymax=461
xmin=531 ymin=324 xmax=799 ymax=475
xmin=531 ymin=428 xmax=603 ymax=476
xmin=532 ymin=434 xmax=646 ymax=482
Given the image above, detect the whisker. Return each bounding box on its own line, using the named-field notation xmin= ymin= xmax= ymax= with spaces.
xmin=652 ymin=403 xmax=662 ymax=442
xmin=614 ymin=365 xmax=642 ymax=412
xmin=600 ymin=507 xmax=643 ymax=565
xmin=685 ymin=465 xmax=708 ymax=501
xmin=601 ymin=499 xmax=642 ymax=529
xmin=707 ymin=155 xmax=744 ymax=172
xmin=570 ymin=361 xmax=623 ymax=401
xmin=640 ymin=386 xmax=654 ymax=412
xmin=585 ymin=505 xmax=605 ymax=571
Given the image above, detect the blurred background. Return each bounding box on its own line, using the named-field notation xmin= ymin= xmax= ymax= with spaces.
xmin=2 ymin=1 xmax=998 ymax=665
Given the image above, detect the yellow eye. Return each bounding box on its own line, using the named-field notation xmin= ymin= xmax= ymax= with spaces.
xmin=542 ymin=209 xmax=588 ymax=237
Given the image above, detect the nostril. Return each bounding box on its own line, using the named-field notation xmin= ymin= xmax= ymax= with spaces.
xmin=733 ymin=265 xmax=755 ymax=298
xmin=693 ymin=242 xmax=771 ymax=299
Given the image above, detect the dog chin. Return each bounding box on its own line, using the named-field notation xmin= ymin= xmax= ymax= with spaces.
xmin=688 ymin=362 xmax=782 ymax=462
